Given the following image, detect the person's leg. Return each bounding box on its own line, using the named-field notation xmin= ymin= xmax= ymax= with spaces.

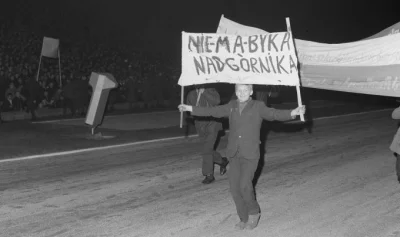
xmin=208 ymin=131 xmax=229 ymax=175
xmin=239 ymin=157 xmax=261 ymax=229
xmin=213 ymin=150 xmax=229 ymax=175
xmin=201 ymin=133 xmax=216 ymax=184
xmin=27 ymin=100 xmax=37 ymax=120
xmin=228 ymin=155 xmax=248 ymax=229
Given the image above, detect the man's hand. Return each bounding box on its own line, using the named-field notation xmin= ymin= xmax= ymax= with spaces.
xmin=290 ymin=105 xmax=306 ymax=117
xmin=178 ymin=104 xmax=193 ymax=112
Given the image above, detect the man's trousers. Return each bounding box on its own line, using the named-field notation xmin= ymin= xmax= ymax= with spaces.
xmin=227 ymin=153 xmax=260 ymax=222
xmin=201 ymin=131 xmax=223 ymax=176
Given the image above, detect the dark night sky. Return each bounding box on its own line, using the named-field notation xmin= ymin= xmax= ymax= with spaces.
xmin=1 ymin=0 xmax=398 ymax=58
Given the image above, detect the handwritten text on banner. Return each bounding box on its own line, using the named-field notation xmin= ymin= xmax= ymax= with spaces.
xmin=178 ymin=32 xmax=300 ymax=86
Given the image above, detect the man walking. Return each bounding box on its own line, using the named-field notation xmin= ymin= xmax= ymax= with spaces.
xmin=179 ymin=84 xmax=305 ymax=230
xmin=186 ymin=85 xmax=229 ymax=184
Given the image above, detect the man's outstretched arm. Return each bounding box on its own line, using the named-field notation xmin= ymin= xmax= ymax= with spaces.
xmin=259 ymin=102 xmax=305 ymax=121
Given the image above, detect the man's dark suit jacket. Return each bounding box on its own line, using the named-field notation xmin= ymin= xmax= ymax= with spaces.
xmin=192 ymin=99 xmax=293 ymax=160
xmin=186 ymin=88 xmax=222 ymax=137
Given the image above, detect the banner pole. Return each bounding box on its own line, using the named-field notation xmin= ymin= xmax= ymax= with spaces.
xmin=286 ymin=17 xmax=305 ymax=122
xmin=36 ymin=55 xmax=42 ymax=82
xmin=58 ymin=49 xmax=62 ymax=87
xmin=180 ymin=86 xmax=184 ymax=128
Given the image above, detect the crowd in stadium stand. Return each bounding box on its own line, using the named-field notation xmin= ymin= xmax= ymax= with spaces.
xmin=0 ymin=25 xmax=181 ymax=118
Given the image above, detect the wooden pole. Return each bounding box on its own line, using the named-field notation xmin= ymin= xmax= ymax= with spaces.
xmin=286 ymin=17 xmax=305 ymax=122
xmin=180 ymin=86 xmax=184 ymax=128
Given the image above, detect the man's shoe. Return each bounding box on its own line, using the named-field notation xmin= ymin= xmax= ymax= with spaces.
xmin=245 ymin=213 xmax=261 ymax=230
xmin=397 ymin=176 xmax=400 ymax=183
xmin=202 ymin=175 xmax=215 ymax=184
xmin=220 ymin=157 xmax=229 ymax=175
xmin=234 ymin=221 xmax=246 ymax=230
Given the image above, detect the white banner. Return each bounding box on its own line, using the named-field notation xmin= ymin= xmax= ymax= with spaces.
xmin=178 ymin=32 xmax=300 ymax=86
xmin=217 ymin=15 xmax=400 ymax=97
xmin=364 ymin=21 xmax=400 ymax=40
xmin=217 ymin=15 xmax=268 ymax=36
xmin=217 ymin=15 xmax=400 ymax=66
xmin=294 ymin=35 xmax=400 ymax=66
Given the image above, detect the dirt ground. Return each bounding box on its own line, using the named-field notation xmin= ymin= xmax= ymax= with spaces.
xmin=1 ymin=109 xmax=400 ymax=237
xmin=0 ymin=100 xmax=387 ymax=159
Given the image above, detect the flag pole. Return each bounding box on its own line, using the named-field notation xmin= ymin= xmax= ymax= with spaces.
xmin=286 ymin=17 xmax=305 ymax=122
xmin=58 ymin=49 xmax=62 ymax=87
xmin=36 ymin=55 xmax=42 ymax=82
xmin=180 ymin=86 xmax=184 ymax=128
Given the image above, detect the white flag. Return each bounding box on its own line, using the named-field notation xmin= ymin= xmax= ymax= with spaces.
xmin=41 ymin=37 xmax=59 ymax=58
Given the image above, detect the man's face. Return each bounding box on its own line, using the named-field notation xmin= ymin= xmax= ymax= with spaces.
xmin=235 ymin=84 xmax=253 ymax=102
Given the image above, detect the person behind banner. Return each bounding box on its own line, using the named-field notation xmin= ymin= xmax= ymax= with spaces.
xmin=178 ymin=84 xmax=305 ymax=230
xmin=186 ymin=85 xmax=229 ymax=184
xmin=389 ymin=106 xmax=400 ymax=184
